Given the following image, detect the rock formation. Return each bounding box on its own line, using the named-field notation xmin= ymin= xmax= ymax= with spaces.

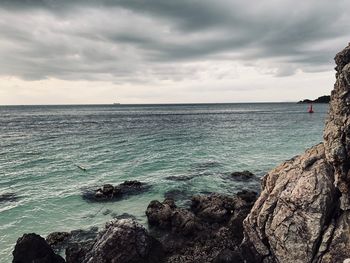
xmin=13 ymin=233 xmax=65 ymax=263
xmin=66 ymin=219 xmax=163 ymax=263
xmin=82 ymin=180 xmax=150 ymax=202
xmin=243 ymin=43 xmax=350 ymax=263
xmin=146 ymin=191 xmax=257 ymax=262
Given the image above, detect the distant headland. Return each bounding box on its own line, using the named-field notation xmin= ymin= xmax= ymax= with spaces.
xmin=298 ymin=95 xmax=330 ymax=103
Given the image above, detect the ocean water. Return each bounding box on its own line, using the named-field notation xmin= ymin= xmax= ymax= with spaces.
xmin=0 ymin=103 xmax=328 ymax=262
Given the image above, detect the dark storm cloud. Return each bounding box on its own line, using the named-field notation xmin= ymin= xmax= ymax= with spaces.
xmin=0 ymin=0 xmax=349 ymax=81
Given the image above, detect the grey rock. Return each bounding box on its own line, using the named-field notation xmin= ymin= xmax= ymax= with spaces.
xmin=81 ymin=219 xmax=163 ymax=263
xmin=242 ymin=43 xmax=350 ymax=263
xmin=324 ymin=43 xmax=350 ymax=210
xmin=243 ymin=144 xmax=336 ymax=263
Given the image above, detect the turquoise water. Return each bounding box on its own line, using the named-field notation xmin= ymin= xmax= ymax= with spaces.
xmin=0 ymin=103 xmax=328 ymax=262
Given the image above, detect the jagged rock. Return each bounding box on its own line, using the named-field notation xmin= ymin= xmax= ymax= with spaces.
xmin=82 ymin=180 xmax=150 ymax=202
xmin=324 ymin=43 xmax=350 ymax=210
xmin=80 ymin=219 xmax=163 ymax=263
xmin=46 ymin=232 xmax=70 ymax=247
xmin=146 ymin=192 xmax=257 ymax=262
xmin=319 ymin=211 xmax=350 ymax=262
xmin=47 ymin=227 xmax=98 ymax=256
xmin=242 ymin=43 xmax=350 ymax=263
xmin=13 ymin=233 xmax=65 ymax=263
xmin=243 ymin=144 xmax=336 ymax=263
xmin=191 ymin=194 xmax=236 ymax=223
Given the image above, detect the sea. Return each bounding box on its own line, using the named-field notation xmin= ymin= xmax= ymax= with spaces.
xmin=0 ymin=103 xmax=328 ymax=262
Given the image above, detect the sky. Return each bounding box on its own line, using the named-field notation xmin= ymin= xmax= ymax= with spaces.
xmin=0 ymin=0 xmax=349 ymax=105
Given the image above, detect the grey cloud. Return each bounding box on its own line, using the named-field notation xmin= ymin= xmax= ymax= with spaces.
xmin=0 ymin=0 xmax=349 ymax=82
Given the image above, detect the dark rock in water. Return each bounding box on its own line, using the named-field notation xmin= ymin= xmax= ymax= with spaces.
xmin=82 ymin=180 xmax=150 ymax=202
xmin=112 ymin=212 xmax=137 ymax=220
xmin=46 ymin=232 xmax=70 ymax=247
xmin=68 ymin=219 xmax=164 ymax=263
xmin=146 ymin=191 xmax=257 ymax=262
xmin=0 ymin=192 xmax=18 ymax=203
xmin=229 ymin=170 xmax=255 ymax=180
xmin=164 ymin=189 xmax=192 ymax=202
xmin=47 ymin=227 xmax=98 ymax=255
xmin=102 ymin=209 xmax=112 ymax=215
xmin=191 ymin=194 xmax=236 ymax=223
xmin=13 ymin=233 xmax=65 ymax=263
xmin=236 ymin=190 xmax=257 ymax=204
xmin=165 ymin=175 xmax=194 ymax=181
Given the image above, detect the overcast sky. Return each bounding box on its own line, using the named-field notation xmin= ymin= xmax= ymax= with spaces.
xmin=0 ymin=0 xmax=349 ymax=104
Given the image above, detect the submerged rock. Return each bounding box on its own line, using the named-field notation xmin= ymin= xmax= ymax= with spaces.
xmin=0 ymin=192 xmax=18 ymax=203
xmin=229 ymin=170 xmax=255 ymax=180
xmin=13 ymin=233 xmax=65 ymax=263
xmin=82 ymin=180 xmax=150 ymax=202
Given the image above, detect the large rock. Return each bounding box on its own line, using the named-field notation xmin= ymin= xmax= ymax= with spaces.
xmin=146 ymin=191 xmax=257 ymax=263
xmin=243 ymin=144 xmax=336 ymax=262
xmin=324 ymin=43 xmax=350 ymax=210
xmin=242 ymin=43 xmax=350 ymax=263
xmin=82 ymin=180 xmax=150 ymax=202
xmin=13 ymin=233 xmax=65 ymax=263
xmin=69 ymin=219 xmax=163 ymax=263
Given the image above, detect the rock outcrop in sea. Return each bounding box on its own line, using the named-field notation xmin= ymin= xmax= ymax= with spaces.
xmin=242 ymin=43 xmax=350 ymax=262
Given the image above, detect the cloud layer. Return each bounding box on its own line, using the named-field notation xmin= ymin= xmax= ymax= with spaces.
xmin=0 ymin=0 xmax=349 ymax=103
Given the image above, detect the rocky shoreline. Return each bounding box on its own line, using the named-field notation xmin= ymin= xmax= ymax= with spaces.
xmin=11 ymin=44 xmax=350 ymax=262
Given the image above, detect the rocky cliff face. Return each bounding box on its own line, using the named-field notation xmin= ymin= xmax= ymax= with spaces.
xmin=243 ymin=43 xmax=350 ymax=263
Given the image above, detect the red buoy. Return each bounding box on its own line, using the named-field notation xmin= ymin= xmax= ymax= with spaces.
xmin=308 ymin=104 xmax=314 ymax=113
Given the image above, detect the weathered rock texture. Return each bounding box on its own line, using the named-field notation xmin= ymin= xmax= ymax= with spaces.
xmin=324 ymin=43 xmax=350 ymax=210
xmin=146 ymin=191 xmax=257 ymax=263
xmin=66 ymin=219 xmax=163 ymax=263
xmin=243 ymin=43 xmax=350 ymax=263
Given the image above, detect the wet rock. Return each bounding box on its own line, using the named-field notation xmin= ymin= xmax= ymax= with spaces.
xmin=165 ymin=175 xmax=194 ymax=181
xmin=112 ymin=212 xmax=137 ymax=220
xmin=76 ymin=219 xmax=164 ymax=263
xmin=230 ymin=170 xmax=255 ymax=180
xmin=13 ymin=233 xmax=65 ymax=263
xmin=191 ymin=193 xmax=236 ymax=223
xmin=164 ymin=189 xmax=192 ymax=202
xmin=47 ymin=227 xmax=98 ymax=255
xmin=146 ymin=191 xmax=257 ymax=262
xmin=46 ymin=232 xmax=70 ymax=247
xmin=0 ymin=192 xmax=18 ymax=203
xmin=82 ymin=180 xmax=150 ymax=202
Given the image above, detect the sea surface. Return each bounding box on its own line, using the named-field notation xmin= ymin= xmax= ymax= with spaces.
xmin=0 ymin=103 xmax=328 ymax=262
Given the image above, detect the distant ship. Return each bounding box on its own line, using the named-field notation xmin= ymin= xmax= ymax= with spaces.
xmin=113 ymin=102 xmax=121 ymax=105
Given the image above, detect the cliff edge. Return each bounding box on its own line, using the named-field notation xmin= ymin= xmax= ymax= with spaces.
xmin=243 ymin=43 xmax=350 ymax=263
